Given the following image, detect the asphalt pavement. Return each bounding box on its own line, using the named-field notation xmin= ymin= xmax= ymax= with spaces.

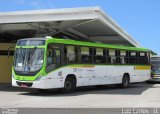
xmin=0 ymin=83 xmax=160 ymax=114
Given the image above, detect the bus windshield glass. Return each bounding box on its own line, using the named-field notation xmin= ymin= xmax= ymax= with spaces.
xmin=14 ymin=48 xmax=44 ymax=72
xmin=17 ymin=40 xmax=45 ymax=46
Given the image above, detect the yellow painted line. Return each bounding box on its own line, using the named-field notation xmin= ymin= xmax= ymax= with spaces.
xmin=135 ymin=66 xmax=151 ymax=70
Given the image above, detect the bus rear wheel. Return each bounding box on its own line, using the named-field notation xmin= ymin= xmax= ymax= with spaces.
xmin=121 ymin=75 xmax=130 ymax=88
xmin=62 ymin=77 xmax=76 ymax=93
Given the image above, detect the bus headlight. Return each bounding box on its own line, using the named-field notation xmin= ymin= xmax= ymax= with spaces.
xmin=36 ymin=74 xmax=43 ymax=81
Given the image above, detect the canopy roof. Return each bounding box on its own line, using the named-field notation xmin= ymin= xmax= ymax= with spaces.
xmin=0 ymin=7 xmax=141 ymax=47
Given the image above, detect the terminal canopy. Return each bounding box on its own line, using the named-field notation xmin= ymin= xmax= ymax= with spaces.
xmin=0 ymin=7 xmax=141 ymax=47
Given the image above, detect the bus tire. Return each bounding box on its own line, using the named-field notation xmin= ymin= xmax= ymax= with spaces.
xmin=62 ymin=76 xmax=76 ymax=93
xmin=121 ymin=74 xmax=130 ymax=88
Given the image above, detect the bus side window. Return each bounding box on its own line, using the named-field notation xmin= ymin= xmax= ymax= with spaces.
xmin=46 ymin=46 xmax=53 ymax=66
xmin=64 ymin=45 xmax=76 ymax=63
xmin=54 ymin=50 xmax=61 ymax=64
xmin=46 ymin=45 xmax=61 ymax=73
xmin=120 ymin=50 xmax=126 ymax=64
xmin=129 ymin=51 xmax=138 ymax=64
xmin=47 ymin=50 xmax=52 ymax=65
xmin=95 ymin=48 xmax=105 ymax=63
xmin=109 ymin=49 xmax=116 ymax=64
xmin=139 ymin=52 xmax=148 ymax=64
xmin=80 ymin=47 xmax=92 ymax=63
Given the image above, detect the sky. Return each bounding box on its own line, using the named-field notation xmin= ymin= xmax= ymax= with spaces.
xmin=0 ymin=0 xmax=160 ymax=54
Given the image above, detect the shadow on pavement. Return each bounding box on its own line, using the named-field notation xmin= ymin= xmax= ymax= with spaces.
xmin=0 ymin=85 xmax=33 ymax=92
xmin=0 ymin=82 xmax=159 ymax=97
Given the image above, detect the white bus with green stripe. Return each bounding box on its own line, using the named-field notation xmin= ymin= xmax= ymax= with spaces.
xmin=12 ymin=37 xmax=151 ymax=92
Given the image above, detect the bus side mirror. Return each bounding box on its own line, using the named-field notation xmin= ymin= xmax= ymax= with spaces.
xmin=8 ymin=50 xmax=10 ymax=58
xmin=8 ymin=49 xmax=10 ymax=58
xmin=8 ymin=46 xmax=14 ymax=58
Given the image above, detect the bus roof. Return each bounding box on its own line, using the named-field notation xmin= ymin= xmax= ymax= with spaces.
xmin=18 ymin=38 xmax=46 ymax=41
xmin=46 ymin=38 xmax=150 ymax=52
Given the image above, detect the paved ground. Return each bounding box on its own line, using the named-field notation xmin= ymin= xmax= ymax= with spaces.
xmin=0 ymin=83 xmax=160 ymax=109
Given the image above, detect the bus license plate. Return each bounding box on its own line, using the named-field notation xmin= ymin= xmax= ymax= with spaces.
xmin=21 ymin=84 xmax=28 ymax=87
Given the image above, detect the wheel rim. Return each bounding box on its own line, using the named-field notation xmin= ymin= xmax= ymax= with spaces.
xmin=65 ymin=81 xmax=72 ymax=89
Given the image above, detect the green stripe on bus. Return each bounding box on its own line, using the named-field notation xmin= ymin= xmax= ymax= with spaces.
xmin=46 ymin=38 xmax=150 ymax=52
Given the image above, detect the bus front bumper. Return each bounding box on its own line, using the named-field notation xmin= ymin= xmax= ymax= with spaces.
xmin=12 ymin=77 xmax=46 ymax=89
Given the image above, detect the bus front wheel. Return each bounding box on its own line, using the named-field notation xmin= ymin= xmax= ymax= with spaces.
xmin=62 ymin=77 xmax=76 ymax=93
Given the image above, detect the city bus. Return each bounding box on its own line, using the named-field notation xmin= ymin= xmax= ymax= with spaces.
xmin=150 ymin=56 xmax=160 ymax=82
xmin=12 ymin=37 xmax=151 ymax=92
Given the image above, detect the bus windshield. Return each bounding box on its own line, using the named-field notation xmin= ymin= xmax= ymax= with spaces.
xmin=14 ymin=48 xmax=44 ymax=72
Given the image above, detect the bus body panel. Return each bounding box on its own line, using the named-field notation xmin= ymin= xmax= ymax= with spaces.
xmin=12 ymin=65 xmax=150 ymax=89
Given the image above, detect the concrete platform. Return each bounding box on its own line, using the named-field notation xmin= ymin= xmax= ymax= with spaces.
xmin=0 ymin=83 xmax=160 ymax=108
